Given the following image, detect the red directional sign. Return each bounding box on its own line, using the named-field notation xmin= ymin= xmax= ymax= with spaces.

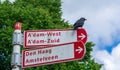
xmin=24 ymin=28 xmax=87 ymax=48
xmin=22 ymin=41 xmax=85 ymax=68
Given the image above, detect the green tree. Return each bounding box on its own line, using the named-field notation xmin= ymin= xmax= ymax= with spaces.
xmin=0 ymin=0 xmax=102 ymax=70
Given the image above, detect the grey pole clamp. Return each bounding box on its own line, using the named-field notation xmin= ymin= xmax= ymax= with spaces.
xmin=12 ymin=32 xmax=23 ymax=45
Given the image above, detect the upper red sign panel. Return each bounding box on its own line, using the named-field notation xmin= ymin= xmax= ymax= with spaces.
xmin=24 ymin=28 xmax=87 ymax=48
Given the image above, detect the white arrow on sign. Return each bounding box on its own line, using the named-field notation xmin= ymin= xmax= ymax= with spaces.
xmin=75 ymin=46 xmax=83 ymax=54
xmin=78 ymin=33 xmax=86 ymax=40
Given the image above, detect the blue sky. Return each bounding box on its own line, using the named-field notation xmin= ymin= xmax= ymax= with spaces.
xmin=61 ymin=0 xmax=120 ymax=70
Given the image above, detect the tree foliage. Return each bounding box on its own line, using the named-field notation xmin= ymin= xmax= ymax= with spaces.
xmin=0 ymin=0 xmax=102 ymax=70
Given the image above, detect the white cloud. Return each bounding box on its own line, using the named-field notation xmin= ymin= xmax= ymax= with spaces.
xmin=61 ymin=0 xmax=120 ymax=23
xmin=61 ymin=0 xmax=120 ymax=48
xmin=93 ymin=43 xmax=120 ymax=70
xmin=61 ymin=0 xmax=120 ymax=69
xmin=86 ymin=6 xmax=120 ymax=47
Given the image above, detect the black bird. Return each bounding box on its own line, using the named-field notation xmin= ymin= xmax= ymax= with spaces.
xmin=73 ymin=17 xmax=87 ymax=30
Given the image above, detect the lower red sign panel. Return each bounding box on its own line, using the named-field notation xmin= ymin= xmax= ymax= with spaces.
xmin=22 ymin=41 xmax=85 ymax=68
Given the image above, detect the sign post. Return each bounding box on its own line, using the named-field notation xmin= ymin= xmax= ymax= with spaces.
xmin=11 ymin=22 xmax=87 ymax=69
xmin=11 ymin=22 xmax=22 ymax=70
xmin=24 ymin=28 xmax=87 ymax=48
xmin=22 ymin=41 xmax=85 ymax=68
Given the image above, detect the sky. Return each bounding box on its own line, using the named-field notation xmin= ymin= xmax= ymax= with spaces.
xmin=61 ymin=0 xmax=120 ymax=70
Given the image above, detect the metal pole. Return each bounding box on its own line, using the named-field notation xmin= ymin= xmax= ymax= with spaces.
xmin=11 ymin=22 xmax=22 ymax=70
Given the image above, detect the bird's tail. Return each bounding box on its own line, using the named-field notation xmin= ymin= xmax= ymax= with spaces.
xmin=73 ymin=27 xmax=77 ymax=30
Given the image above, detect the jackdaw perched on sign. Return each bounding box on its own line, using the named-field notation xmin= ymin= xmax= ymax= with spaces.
xmin=73 ymin=17 xmax=87 ymax=30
